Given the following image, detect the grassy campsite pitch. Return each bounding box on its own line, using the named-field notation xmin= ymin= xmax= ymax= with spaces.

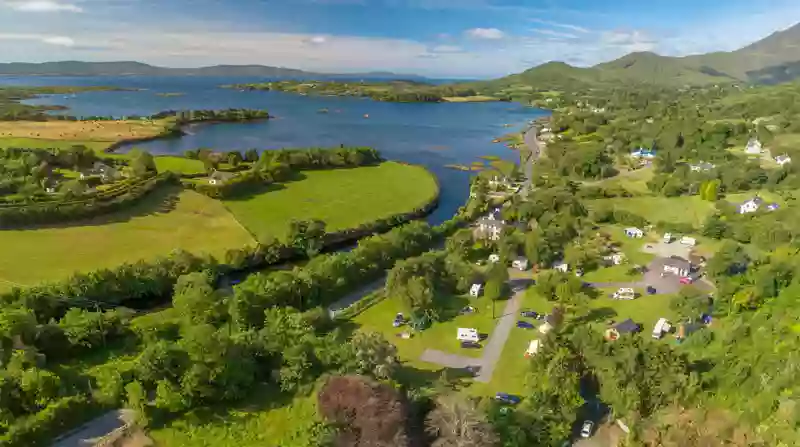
xmin=0 ymin=186 xmax=254 ymax=291
xmin=222 ymin=161 xmax=439 ymax=241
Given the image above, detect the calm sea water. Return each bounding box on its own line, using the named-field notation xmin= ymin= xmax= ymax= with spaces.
xmin=3 ymin=76 xmax=547 ymax=224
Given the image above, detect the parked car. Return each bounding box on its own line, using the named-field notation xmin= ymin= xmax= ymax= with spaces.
xmin=495 ymin=393 xmax=521 ymax=405
xmin=580 ymin=420 xmax=594 ymax=438
xmin=460 ymin=341 xmax=481 ymax=349
xmin=646 ymin=285 xmax=657 ymax=295
xmin=393 ymin=313 xmax=405 ymax=327
xmin=516 ymin=321 xmax=535 ymax=329
xmin=679 ymin=276 xmax=694 ymax=284
xmin=520 ymin=310 xmax=538 ymax=318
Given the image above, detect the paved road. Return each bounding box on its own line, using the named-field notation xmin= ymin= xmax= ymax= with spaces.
xmin=419 ymin=281 xmax=524 ymax=383
xmin=52 ymin=410 xmax=129 ymax=447
xmin=522 ymin=125 xmax=542 ymax=193
xmin=474 ymin=291 xmax=522 ymax=383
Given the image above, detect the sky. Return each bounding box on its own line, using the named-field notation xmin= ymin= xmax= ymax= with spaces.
xmin=0 ymin=0 xmax=799 ymax=78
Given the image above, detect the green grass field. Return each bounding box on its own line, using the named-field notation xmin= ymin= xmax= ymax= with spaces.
xmin=354 ymin=293 xmax=501 ymax=364
xmin=589 ymin=196 xmax=715 ymax=226
xmin=154 ymin=156 xmax=207 ymax=175
xmin=0 ymin=186 xmax=254 ymax=290
xmin=150 ymin=386 xmax=322 ymax=447
xmin=223 ymin=162 xmax=438 ymax=241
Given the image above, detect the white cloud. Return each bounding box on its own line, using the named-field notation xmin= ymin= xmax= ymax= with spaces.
xmin=2 ymin=0 xmax=82 ymax=12
xmin=465 ymin=27 xmax=505 ymax=40
xmin=430 ymin=44 xmax=462 ymax=53
xmin=0 ymin=33 xmax=76 ymax=46
xmin=531 ymin=29 xmax=578 ymax=39
xmin=529 ymin=19 xmax=589 ymax=33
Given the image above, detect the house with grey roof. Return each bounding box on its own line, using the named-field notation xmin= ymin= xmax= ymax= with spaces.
xmin=739 ymin=196 xmax=763 ymax=214
xmin=477 ymin=217 xmax=505 ymax=241
xmin=663 ymin=256 xmax=692 ymax=277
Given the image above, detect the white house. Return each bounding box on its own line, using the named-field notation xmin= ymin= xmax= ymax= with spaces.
xmin=488 ymin=176 xmax=511 ymax=190
xmin=776 ymin=154 xmax=792 ymax=166
xmin=745 ymin=138 xmax=763 ymax=155
xmin=209 ymin=170 xmax=236 ymax=185
xmin=469 ymin=283 xmax=484 ymax=298
xmin=553 ymin=261 xmax=569 ymax=273
xmin=512 ymin=257 xmax=529 ymax=271
xmin=625 ymin=227 xmax=644 ymax=238
xmin=739 ymin=197 xmax=763 ymax=214
xmin=663 ymin=256 xmax=692 ymax=277
xmin=477 ymin=218 xmax=505 ymax=241
xmin=630 ymin=148 xmax=656 ymax=159
xmin=602 ymin=253 xmax=626 ymax=266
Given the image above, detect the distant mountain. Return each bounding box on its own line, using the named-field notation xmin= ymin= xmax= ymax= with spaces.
xmin=488 ymin=22 xmax=800 ymax=88
xmin=0 ymin=61 xmax=429 ymax=81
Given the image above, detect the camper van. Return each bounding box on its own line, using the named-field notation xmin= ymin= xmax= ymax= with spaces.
xmin=457 ymin=328 xmax=480 ymax=343
xmin=652 ymin=318 xmax=671 ymax=339
xmin=663 ymin=232 xmax=673 ymax=243
xmin=680 ymin=236 xmax=696 ymax=246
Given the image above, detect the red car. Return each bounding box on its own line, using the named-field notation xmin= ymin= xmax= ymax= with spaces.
xmin=679 ymin=277 xmax=694 ymax=284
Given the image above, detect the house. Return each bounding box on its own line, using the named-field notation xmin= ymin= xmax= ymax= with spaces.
xmin=488 ymin=176 xmax=511 ymax=189
xmin=775 ymin=154 xmax=792 ymax=166
xmin=624 ymin=227 xmax=644 ymax=238
xmin=738 ymin=196 xmax=763 ymax=214
xmin=477 ymin=218 xmax=506 ymax=241
xmin=689 ymin=161 xmax=715 ymax=172
xmin=630 ymin=148 xmax=656 ymax=159
xmin=488 ymin=254 xmax=501 ymax=263
xmin=209 ymin=170 xmax=236 ymax=185
xmin=512 ymin=257 xmax=529 ymax=271
xmin=469 ymin=283 xmax=484 ymax=298
xmin=663 ymin=256 xmax=692 ymax=277
xmin=552 ymin=261 xmax=568 ymax=273
xmin=81 ymin=162 xmax=120 ymax=182
xmin=602 ymin=253 xmax=626 ymax=266
xmin=745 ymin=138 xmax=762 ymax=155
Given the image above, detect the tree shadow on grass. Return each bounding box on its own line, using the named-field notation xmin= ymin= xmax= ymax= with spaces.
xmin=435 ymin=295 xmax=472 ymax=323
xmin=148 ymin=383 xmax=300 ymax=431
xmin=12 ymin=184 xmax=185 ymax=231
xmin=395 ymin=363 xmax=477 ymax=393
xmin=219 ymin=181 xmax=288 ymax=202
xmin=573 ymin=307 xmax=618 ymax=326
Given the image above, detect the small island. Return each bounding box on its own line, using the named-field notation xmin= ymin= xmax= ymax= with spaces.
xmin=224 ymin=80 xmax=502 ymax=103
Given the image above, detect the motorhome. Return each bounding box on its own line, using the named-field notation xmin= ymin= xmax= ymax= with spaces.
xmin=457 ymin=328 xmax=480 ymax=343
xmin=652 ymin=318 xmax=671 ymax=339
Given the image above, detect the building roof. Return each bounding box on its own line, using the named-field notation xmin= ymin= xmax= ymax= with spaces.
xmin=210 ymin=170 xmax=236 ymax=181
xmin=666 ymin=256 xmax=692 ymax=271
xmin=477 ymin=218 xmax=505 ymax=229
xmin=614 ymin=319 xmax=640 ymax=334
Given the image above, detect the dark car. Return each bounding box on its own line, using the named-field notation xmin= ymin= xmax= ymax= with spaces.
xmin=646 ymin=285 xmax=657 ymax=295
xmin=516 ymin=321 xmax=535 ymax=329
xmin=495 ymin=393 xmax=521 ymax=405
xmin=520 ymin=310 xmax=538 ymax=318
xmin=392 ymin=313 xmax=405 ymax=327
xmin=461 ymin=341 xmax=481 ymax=349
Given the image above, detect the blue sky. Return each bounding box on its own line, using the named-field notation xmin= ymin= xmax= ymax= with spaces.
xmin=0 ymin=0 xmax=799 ymax=78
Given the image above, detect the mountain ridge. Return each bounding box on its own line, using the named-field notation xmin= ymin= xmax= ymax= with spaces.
xmin=0 ymin=61 xmax=430 ymax=81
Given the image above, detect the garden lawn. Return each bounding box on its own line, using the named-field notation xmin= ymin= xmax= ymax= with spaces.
xmin=0 ymin=186 xmax=254 ymax=291
xmin=223 ymin=162 xmax=438 ymax=241
xmin=354 ymin=292 xmax=500 ymax=367
xmin=150 ymin=385 xmax=323 ymax=447
xmin=154 ymin=155 xmax=207 ymax=175
xmin=589 ymin=196 xmax=715 ymax=227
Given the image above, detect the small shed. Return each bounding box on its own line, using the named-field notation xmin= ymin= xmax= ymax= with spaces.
xmin=663 ymin=256 xmax=692 ymax=277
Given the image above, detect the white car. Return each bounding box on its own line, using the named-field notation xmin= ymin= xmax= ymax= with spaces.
xmin=580 ymin=420 xmax=594 ymax=438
